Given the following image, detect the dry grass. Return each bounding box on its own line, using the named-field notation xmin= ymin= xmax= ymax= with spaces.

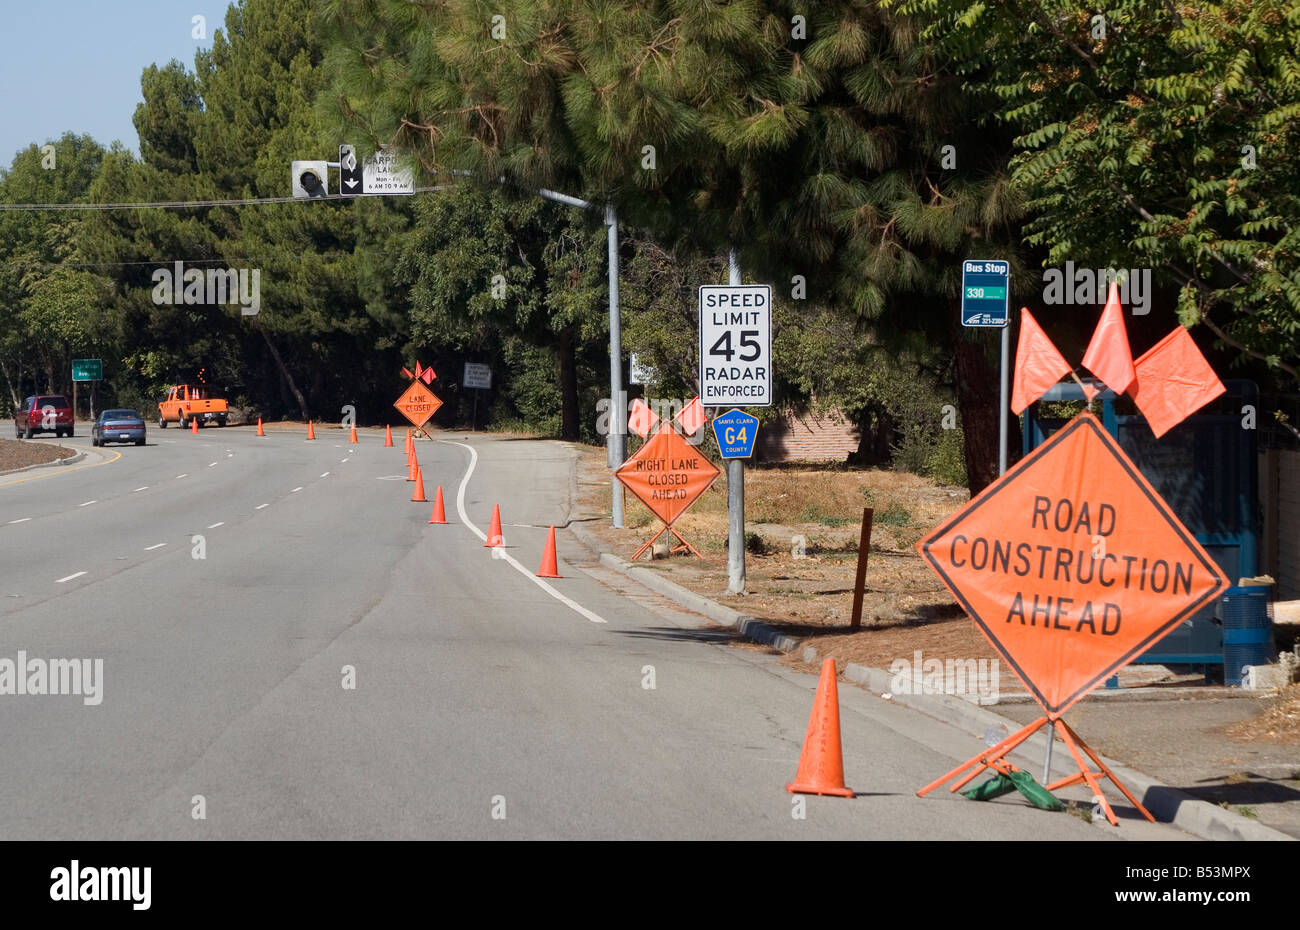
xmin=572 ymin=442 xmax=998 ymax=667
xmin=1226 ymin=683 xmax=1300 ymax=745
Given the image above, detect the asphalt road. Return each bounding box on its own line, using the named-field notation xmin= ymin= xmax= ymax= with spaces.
xmin=0 ymin=425 xmax=1191 ymax=839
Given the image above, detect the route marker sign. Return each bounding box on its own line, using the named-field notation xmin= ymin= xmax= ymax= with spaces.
xmin=699 ymin=284 xmax=772 ymax=407
xmin=616 ymin=426 xmax=721 ymax=560
xmin=393 ymin=380 xmax=443 ymax=432
xmin=917 ymin=413 xmax=1227 ymax=716
xmin=712 ymin=408 xmax=759 ymax=459
xmin=71 ymin=359 xmax=102 ymax=382
xmin=961 ymin=259 xmax=1010 ymax=327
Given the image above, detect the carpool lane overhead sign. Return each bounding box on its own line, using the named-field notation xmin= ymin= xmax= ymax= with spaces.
xmin=699 ymin=284 xmax=772 ymax=407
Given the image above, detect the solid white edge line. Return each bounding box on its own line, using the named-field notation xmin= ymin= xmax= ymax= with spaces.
xmin=133 ymin=486 xmax=148 ymax=492
xmin=8 ymin=517 xmax=32 ymax=524
xmin=207 ymin=522 xmax=224 ymax=529
xmin=79 ymin=500 xmax=96 ymax=507
xmin=440 ymin=440 xmax=607 ymax=625
xmin=144 ymin=543 xmax=166 ymax=551
xmin=55 ymin=572 xmax=86 ymax=583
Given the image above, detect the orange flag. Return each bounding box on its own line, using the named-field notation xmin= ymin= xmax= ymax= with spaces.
xmin=1011 ymin=308 xmax=1071 ymax=414
xmin=674 ymin=396 xmax=706 ymax=436
xmin=627 ymin=398 xmax=659 ymax=438
xmin=1081 ymin=281 xmax=1135 ymax=395
xmin=1130 ymin=327 xmax=1226 ymax=437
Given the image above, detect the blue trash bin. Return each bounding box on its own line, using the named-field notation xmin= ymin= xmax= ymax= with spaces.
xmin=1221 ymin=586 xmax=1275 ymax=686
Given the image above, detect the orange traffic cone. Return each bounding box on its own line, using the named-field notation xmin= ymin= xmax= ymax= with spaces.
xmin=411 ymin=467 xmax=427 ymax=502
xmin=429 ymin=486 xmax=447 ymax=524
xmin=307 ymin=420 xmax=316 ymax=440
xmin=256 ymin=418 xmax=265 ymax=436
xmin=349 ymin=424 xmax=358 ymax=444
xmin=484 ymin=504 xmax=504 ymax=547
xmin=384 ymin=424 xmax=393 ymax=447
xmin=407 ymin=451 xmax=418 ymax=482
xmin=191 ymin=417 xmax=199 ymax=434
xmin=404 ymin=429 xmax=412 ymax=454
xmin=536 ymin=526 xmax=561 ymax=578
xmin=786 ymin=658 xmax=855 ymax=798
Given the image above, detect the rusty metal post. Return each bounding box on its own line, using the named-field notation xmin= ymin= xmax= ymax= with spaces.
xmin=850 ymin=507 xmax=874 ymax=629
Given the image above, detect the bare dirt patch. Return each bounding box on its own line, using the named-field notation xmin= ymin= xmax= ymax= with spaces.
xmin=0 ymin=438 xmax=77 ymax=473
xmin=572 ymin=442 xmax=996 ymax=666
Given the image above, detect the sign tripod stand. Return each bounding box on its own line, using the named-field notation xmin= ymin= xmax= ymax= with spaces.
xmin=917 ymin=713 xmax=1153 ymax=825
xmin=615 ymin=418 xmax=719 ymax=563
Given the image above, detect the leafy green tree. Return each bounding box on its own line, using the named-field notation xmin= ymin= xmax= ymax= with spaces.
xmin=322 ymin=0 xmax=1024 ymax=489
xmin=397 ymin=182 xmax=608 ymax=440
xmin=0 ymin=134 xmax=109 ymax=408
xmin=894 ymin=0 xmax=1300 ymax=381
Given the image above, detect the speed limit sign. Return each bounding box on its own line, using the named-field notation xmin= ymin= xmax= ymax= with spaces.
xmin=698 ymin=284 xmax=772 ymax=407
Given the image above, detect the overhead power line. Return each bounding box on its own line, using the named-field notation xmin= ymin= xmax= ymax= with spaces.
xmin=0 ymin=187 xmax=445 ymax=212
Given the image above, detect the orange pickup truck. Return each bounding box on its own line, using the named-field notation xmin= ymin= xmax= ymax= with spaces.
xmin=158 ymin=384 xmax=228 ymax=428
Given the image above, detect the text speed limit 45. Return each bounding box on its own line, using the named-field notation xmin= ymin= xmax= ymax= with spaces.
xmin=698 ymin=284 xmax=772 ymax=407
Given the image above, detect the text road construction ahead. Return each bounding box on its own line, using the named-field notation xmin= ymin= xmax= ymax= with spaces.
xmin=918 ymin=414 xmax=1226 ymax=714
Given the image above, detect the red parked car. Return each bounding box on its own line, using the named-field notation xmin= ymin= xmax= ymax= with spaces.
xmin=13 ymin=395 xmax=75 ymax=439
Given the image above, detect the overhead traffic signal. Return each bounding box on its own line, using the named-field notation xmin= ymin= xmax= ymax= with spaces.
xmin=291 ymin=160 xmax=328 ymax=198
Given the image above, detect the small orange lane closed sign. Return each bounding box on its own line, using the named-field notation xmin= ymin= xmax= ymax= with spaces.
xmin=616 ymin=427 xmax=720 ymax=526
xmin=917 ymin=413 xmax=1226 ymax=715
xmin=393 ymin=379 xmax=443 ymax=430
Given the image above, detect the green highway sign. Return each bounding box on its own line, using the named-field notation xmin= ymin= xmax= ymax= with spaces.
xmin=71 ymin=359 xmax=102 ymax=382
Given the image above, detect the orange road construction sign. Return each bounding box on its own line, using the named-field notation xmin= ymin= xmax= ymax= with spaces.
xmin=616 ymin=427 xmax=720 ymax=559
xmin=393 ymin=379 xmax=443 ymax=430
xmin=917 ymin=413 xmax=1226 ymax=716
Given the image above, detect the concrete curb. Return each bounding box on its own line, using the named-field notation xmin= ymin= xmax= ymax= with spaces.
xmin=570 ymin=522 xmax=1293 ymax=841
xmin=0 ymin=449 xmax=85 ymax=476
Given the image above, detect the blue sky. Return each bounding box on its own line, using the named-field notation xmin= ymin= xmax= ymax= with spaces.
xmin=0 ymin=0 xmax=218 ymax=165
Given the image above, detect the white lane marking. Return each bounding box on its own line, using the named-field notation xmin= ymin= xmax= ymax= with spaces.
xmin=208 ymin=462 xmax=217 ymax=467
xmin=176 ymin=474 xmax=188 ymax=479
xmin=207 ymin=522 xmax=224 ymax=529
xmin=79 ymin=500 xmax=97 ymax=507
xmin=133 ymin=486 xmax=149 ymax=492
xmin=291 ymin=487 xmax=303 ymax=493
xmin=255 ymin=503 xmax=269 ymax=510
xmin=8 ymin=517 xmax=32 ymax=524
xmin=441 ymin=440 xmax=606 ymax=624
xmin=55 ymin=572 xmax=87 ymax=584
xmin=144 ymin=543 xmax=166 ymax=551
xmin=319 ymin=472 xmax=329 ymax=478
xmin=341 ymin=458 xmax=349 ymax=463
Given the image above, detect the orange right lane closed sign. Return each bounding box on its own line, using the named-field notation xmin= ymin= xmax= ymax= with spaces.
xmin=615 ymin=427 xmax=720 ymax=526
xmin=917 ymin=413 xmax=1227 ymax=715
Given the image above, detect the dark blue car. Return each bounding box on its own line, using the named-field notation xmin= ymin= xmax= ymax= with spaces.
xmin=92 ymin=409 xmax=147 ymax=447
